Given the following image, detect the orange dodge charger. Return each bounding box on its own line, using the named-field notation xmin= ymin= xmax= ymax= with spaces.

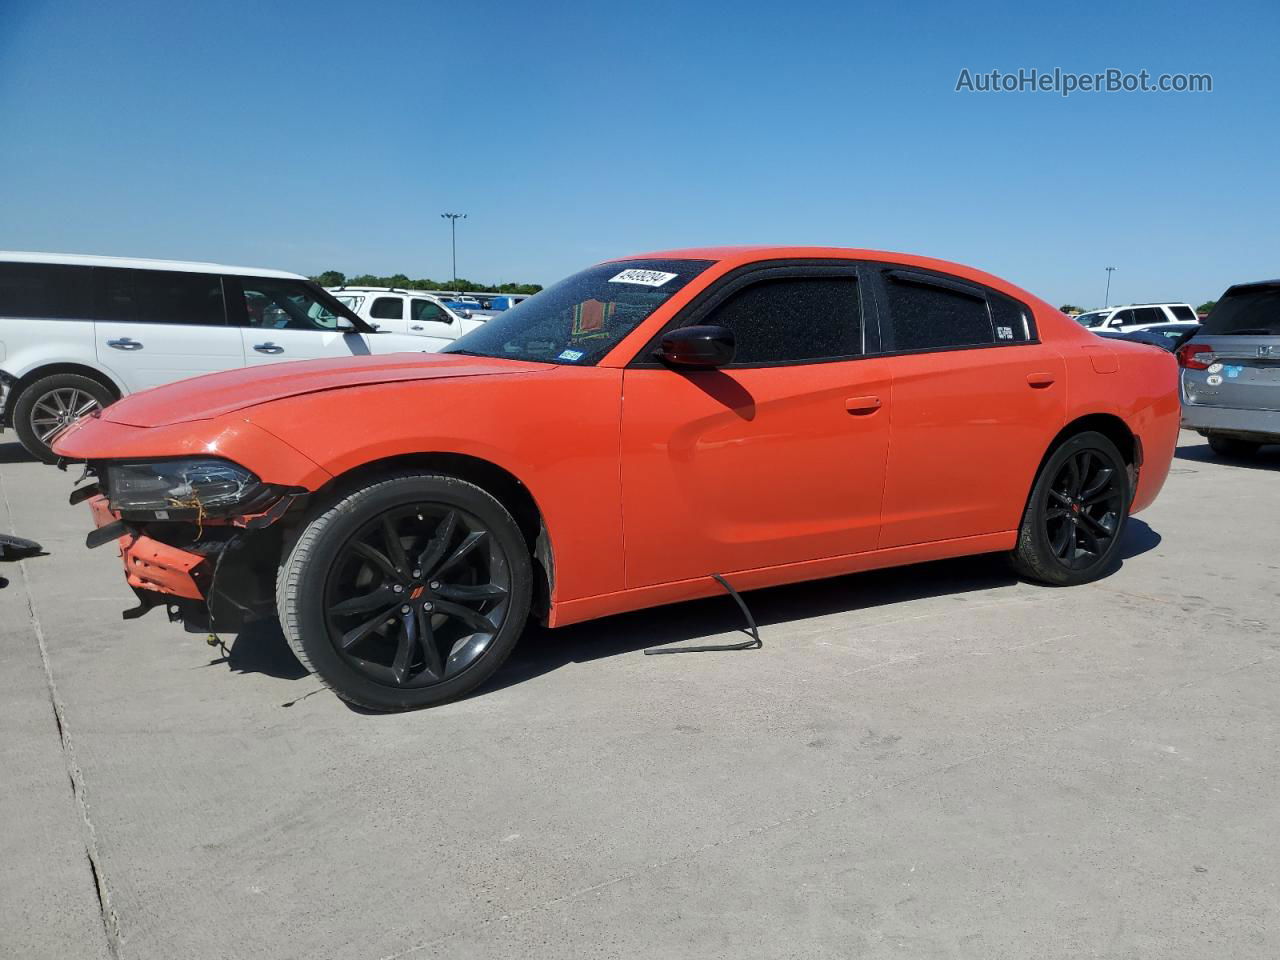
xmin=54 ymin=247 xmax=1180 ymax=711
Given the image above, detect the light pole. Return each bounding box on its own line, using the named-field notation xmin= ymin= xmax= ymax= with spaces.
xmin=1104 ymin=266 xmax=1116 ymax=307
xmin=441 ymin=213 xmax=466 ymax=292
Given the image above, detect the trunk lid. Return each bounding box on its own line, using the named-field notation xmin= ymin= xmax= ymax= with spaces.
xmin=1181 ymin=283 xmax=1280 ymax=412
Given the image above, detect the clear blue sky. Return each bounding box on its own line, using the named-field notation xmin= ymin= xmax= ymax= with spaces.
xmin=2 ymin=0 xmax=1275 ymax=307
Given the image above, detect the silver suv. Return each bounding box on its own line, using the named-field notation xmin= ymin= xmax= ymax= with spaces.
xmin=1178 ymin=280 xmax=1280 ymax=456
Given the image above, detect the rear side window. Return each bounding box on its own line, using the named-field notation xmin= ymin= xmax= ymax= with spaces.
xmin=97 ymin=268 xmax=225 ymax=325
xmin=371 ymin=297 xmax=404 ymax=320
xmin=881 ymin=271 xmax=992 ymax=351
xmin=0 ymin=263 xmax=93 ymax=319
xmin=411 ymin=299 xmax=449 ymax=323
xmin=1170 ymin=304 xmax=1197 ymax=322
xmin=989 ymin=292 xmax=1035 ymax=342
xmin=701 ymin=276 xmax=861 ymax=365
xmin=1200 ymin=286 xmax=1280 ymax=336
xmin=1133 ymin=307 xmax=1165 ymax=325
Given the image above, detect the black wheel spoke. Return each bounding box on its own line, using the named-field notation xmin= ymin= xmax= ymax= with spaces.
xmin=1076 ymin=522 xmax=1101 ymax=555
xmin=1065 ymin=455 xmax=1084 ymax=496
xmin=1050 ymin=520 xmax=1073 ymax=558
xmin=435 ymin=600 xmax=495 ymax=634
xmin=417 ymin=510 xmax=459 ymax=576
xmin=1079 ymin=465 xmax=1114 ymax=501
xmin=381 ymin=516 xmax=410 ymax=576
xmin=1045 ymin=507 xmax=1070 ymax=522
xmin=436 ymin=530 xmax=487 ymax=577
xmin=391 ymin=609 xmax=418 ymax=685
xmin=1081 ymin=511 xmax=1114 ymax=537
xmin=328 ymin=584 xmax=398 ymax=617
xmin=436 ymin=582 xmax=507 ymax=602
xmin=417 ymin=608 xmax=444 ymax=678
xmin=1048 ymin=489 xmax=1072 ymax=508
xmin=351 ymin=542 xmax=401 ymax=580
xmin=341 ymin=610 xmax=391 ymax=650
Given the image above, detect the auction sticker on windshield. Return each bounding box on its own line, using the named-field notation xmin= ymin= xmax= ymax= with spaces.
xmin=609 ymin=269 xmax=678 ymax=287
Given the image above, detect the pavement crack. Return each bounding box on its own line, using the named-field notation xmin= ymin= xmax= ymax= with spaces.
xmin=2 ymin=470 xmax=122 ymax=958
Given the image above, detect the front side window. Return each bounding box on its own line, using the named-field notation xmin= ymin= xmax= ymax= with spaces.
xmin=444 ymin=259 xmax=713 ymax=364
xmin=881 ymin=271 xmax=993 ymax=351
xmin=699 ymin=276 xmax=861 ymax=364
xmin=1075 ymin=311 xmax=1109 ymax=328
xmin=1110 ymin=309 xmax=1135 ymax=326
xmin=371 ymin=297 xmax=404 ymax=320
xmin=335 ymin=295 xmax=365 ymax=312
xmin=0 ymin=263 xmax=93 ymax=319
xmin=98 ymin=268 xmax=225 ymax=325
xmin=237 ymin=277 xmax=358 ymax=331
xmin=411 ymin=299 xmax=449 ymax=323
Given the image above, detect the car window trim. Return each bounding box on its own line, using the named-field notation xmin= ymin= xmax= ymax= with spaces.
xmin=626 ymin=259 xmax=876 ymax=369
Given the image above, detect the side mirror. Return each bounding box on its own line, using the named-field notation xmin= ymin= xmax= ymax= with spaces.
xmin=657 ymin=325 xmax=735 ymax=369
xmin=461 ymin=309 xmax=474 ymax=319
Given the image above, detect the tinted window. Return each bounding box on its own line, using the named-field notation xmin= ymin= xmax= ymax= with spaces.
xmin=411 ymin=299 xmax=449 ymax=323
xmin=238 ymin=277 xmax=348 ymax=331
xmin=1170 ymin=305 xmax=1197 ymax=322
xmin=989 ymin=292 xmax=1035 ymax=342
xmin=97 ymin=269 xmax=225 ymax=325
xmin=371 ymin=297 xmax=404 ymax=320
xmin=882 ymin=272 xmax=992 ymax=351
xmin=1200 ymin=286 xmax=1280 ymax=336
xmin=1110 ymin=309 xmax=1135 ymax=326
xmin=701 ymin=276 xmax=860 ymax=364
xmin=1133 ymin=307 xmax=1165 ymax=325
xmin=0 ymin=262 xmax=94 ymax=319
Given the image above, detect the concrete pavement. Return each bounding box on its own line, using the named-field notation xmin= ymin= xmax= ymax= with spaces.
xmin=1 ymin=432 xmax=1277 ymax=959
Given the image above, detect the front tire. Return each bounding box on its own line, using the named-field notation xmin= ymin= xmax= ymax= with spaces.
xmin=13 ymin=373 xmax=115 ymax=464
xmin=1011 ymin=431 xmax=1130 ymax=586
xmin=1206 ymin=434 xmax=1262 ymax=458
xmin=277 ymin=472 xmax=532 ymax=711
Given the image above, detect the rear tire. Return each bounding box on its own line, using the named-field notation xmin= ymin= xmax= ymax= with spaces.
xmin=13 ymin=373 xmax=115 ymax=464
xmin=277 ymin=472 xmax=532 ymax=712
xmin=1206 ymin=434 xmax=1261 ymax=458
xmin=1011 ymin=431 xmax=1131 ymax=586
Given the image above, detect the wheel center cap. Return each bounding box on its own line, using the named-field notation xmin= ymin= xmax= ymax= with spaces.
xmin=409 ymin=584 xmax=426 ymax=600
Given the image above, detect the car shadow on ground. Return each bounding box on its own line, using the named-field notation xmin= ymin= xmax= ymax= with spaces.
xmin=1176 ymin=443 xmax=1280 ymax=471
xmin=210 ymin=518 xmax=1161 ymax=706
xmin=0 ymin=441 xmax=37 ymax=464
xmin=476 ymin=518 xmax=1162 ymax=700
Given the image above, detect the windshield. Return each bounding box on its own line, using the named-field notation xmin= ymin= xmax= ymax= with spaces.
xmin=1200 ymin=285 xmax=1280 ymax=336
xmin=442 ymin=259 xmax=714 ymax=364
xmin=1075 ymin=311 xmax=1108 ymax=328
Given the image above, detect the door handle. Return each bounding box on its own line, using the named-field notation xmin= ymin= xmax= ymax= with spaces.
xmin=253 ymin=342 xmax=284 ymax=354
xmin=845 ymin=395 xmax=882 ymax=415
xmin=106 ymin=337 xmax=142 ymax=351
xmin=411 ymin=325 xmax=424 ymax=331
xmin=1026 ymin=372 xmax=1056 ymax=388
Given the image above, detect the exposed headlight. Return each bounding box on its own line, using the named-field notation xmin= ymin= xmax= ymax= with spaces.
xmin=104 ymin=458 xmax=268 ymax=516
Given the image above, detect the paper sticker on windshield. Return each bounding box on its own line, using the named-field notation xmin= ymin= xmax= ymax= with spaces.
xmin=558 ymin=348 xmax=585 ymax=362
xmin=996 ymin=326 xmax=1014 ymax=340
xmin=608 ymin=269 xmax=678 ymax=287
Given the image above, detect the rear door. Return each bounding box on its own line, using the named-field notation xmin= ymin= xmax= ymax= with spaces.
xmin=869 ymin=266 xmax=1067 ymax=548
xmin=1182 ymin=283 xmax=1280 ymax=414
xmin=93 ymin=267 xmax=244 ymax=392
xmin=367 ymin=295 xmax=409 ymax=334
xmin=231 ymin=276 xmax=379 ymax=365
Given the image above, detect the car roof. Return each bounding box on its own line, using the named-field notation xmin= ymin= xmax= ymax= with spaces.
xmin=0 ymin=250 xmax=306 ymax=280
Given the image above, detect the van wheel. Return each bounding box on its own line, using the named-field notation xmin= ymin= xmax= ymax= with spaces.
xmin=277 ymin=472 xmax=532 ymax=712
xmin=13 ymin=373 xmax=115 ymax=464
xmin=1011 ymin=431 xmax=1130 ymax=586
xmin=1207 ymin=434 xmax=1261 ymax=458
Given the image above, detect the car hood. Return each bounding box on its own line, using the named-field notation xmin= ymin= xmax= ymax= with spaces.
xmin=102 ymin=353 xmax=547 ymax=428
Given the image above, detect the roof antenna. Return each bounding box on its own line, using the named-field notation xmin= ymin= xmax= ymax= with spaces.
xmin=644 ymin=573 xmax=762 ymax=654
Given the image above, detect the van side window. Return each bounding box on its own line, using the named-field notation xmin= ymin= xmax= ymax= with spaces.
xmin=97 ymin=269 xmax=226 ymax=325
xmin=0 ymin=263 xmax=93 ymax=319
xmin=236 ymin=278 xmax=346 ymax=331
xmin=371 ymin=297 xmax=404 ymax=320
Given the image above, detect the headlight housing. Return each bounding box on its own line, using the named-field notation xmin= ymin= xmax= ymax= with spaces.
xmin=103 ymin=458 xmax=272 ymax=517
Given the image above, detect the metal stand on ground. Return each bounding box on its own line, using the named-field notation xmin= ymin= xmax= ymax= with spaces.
xmin=644 ymin=573 xmax=762 ymax=655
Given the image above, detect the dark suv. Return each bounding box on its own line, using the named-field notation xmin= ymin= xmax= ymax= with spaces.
xmin=1178 ymin=281 xmax=1280 ymax=456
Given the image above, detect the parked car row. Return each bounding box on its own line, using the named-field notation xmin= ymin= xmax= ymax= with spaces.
xmin=1075 ymin=302 xmax=1200 ymax=332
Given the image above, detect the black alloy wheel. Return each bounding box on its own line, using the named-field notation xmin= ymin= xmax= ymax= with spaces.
xmin=278 ymin=473 xmax=532 ymax=711
xmin=324 ymin=504 xmax=511 ymax=688
xmin=1011 ymin=430 xmax=1130 ymax=586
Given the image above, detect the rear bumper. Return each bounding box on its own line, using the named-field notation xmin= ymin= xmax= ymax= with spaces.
xmin=88 ymin=495 xmax=208 ymax=601
xmin=1181 ymin=403 xmax=1280 ymax=442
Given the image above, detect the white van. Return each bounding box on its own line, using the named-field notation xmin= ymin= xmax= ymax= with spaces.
xmin=0 ymin=252 xmax=449 ymax=462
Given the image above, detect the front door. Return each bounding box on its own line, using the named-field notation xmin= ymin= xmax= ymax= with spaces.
xmin=620 ymin=266 xmax=891 ymax=588
xmin=230 ymin=276 xmax=378 ymax=365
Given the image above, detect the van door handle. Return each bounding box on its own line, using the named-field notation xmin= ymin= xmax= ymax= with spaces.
xmin=253 ymin=342 xmax=284 ymax=354
xmin=845 ymin=395 xmax=882 ymax=415
xmin=411 ymin=324 xmax=424 ymax=331
xmin=106 ymin=337 xmax=142 ymax=351
xmin=1027 ymin=372 xmax=1056 ymax=388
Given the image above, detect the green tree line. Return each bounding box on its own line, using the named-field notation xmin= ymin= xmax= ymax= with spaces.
xmin=311 ymin=270 xmax=542 ymax=295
